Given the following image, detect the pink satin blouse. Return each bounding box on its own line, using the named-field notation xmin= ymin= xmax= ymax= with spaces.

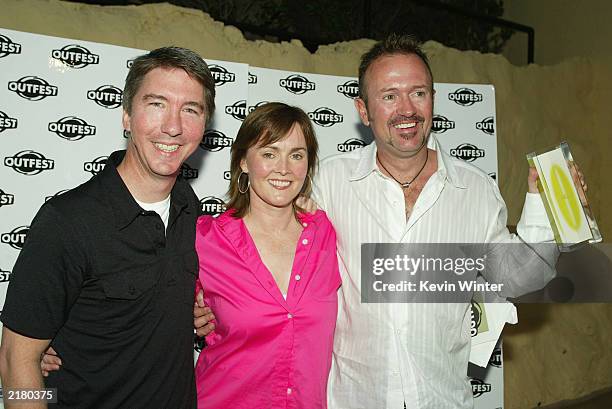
xmin=195 ymin=209 xmax=341 ymax=409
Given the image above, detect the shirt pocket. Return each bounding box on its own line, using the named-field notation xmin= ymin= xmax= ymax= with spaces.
xmin=99 ymin=269 xmax=159 ymax=329
xmin=102 ymin=269 xmax=159 ymax=300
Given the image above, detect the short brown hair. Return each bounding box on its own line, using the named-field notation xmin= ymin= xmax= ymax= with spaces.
xmin=358 ymin=34 xmax=433 ymax=103
xmin=123 ymin=46 xmax=216 ymax=122
xmin=226 ymin=102 xmax=319 ymax=218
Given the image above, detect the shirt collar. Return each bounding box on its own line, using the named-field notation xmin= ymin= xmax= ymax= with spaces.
xmin=99 ymin=150 xmax=192 ymax=230
xmin=349 ymin=134 xmax=466 ymax=189
xmin=216 ymin=208 xmax=318 ymax=231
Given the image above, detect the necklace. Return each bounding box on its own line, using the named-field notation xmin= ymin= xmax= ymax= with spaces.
xmin=377 ymin=149 xmax=429 ymax=189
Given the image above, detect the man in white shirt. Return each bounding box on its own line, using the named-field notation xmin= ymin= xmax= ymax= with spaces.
xmin=190 ymin=34 xmax=558 ymax=408
xmin=312 ymin=34 xmax=557 ymax=408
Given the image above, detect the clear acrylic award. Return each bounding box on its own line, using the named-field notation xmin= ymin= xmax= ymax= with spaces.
xmin=527 ymin=142 xmax=602 ymax=251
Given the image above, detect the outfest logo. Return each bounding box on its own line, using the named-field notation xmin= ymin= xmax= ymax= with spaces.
xmin=308 ymin=107 xmax=343 ymax=127
xmin=200 ymin=129 xmax=233 ymax=152
xmin=470 ymin=378 xmax=492 ymax=398
xmin=8 ymin=76 xmax=58 ymax=101
xmin=431 ymin=114 xmax=455 ymax=134
xmin=0 ymin=34 xmax=22 ymax=58
xmin=470 ymin=300 xmax=482 ymax=337
xmin=209 ymin=64 xmax=236 ymax=86
xmin=0 ymin=268 xmax=11 ymax=283
xmin=475 ymin=116 xmax=495 ymax=135
xmin=337 ymin=138 xmax=366 ymax=153
xmin=450 ymin=143 xmax=485 ymax=162
xmin=279 ymin=74 xmax=315 ymax=95
xmin=0 ymin=225 xmax=29 ymax=250
xmin=180 ymin=163 xmax=199 ymax=180
xmin=337 ymin=80 xmax=359 ymax=99
xmin=51 ymin=44 xmax=100 ymax=68
xmin=448 ymin=88 xmax=483 ymax=106
xmin=489 ymin=348 xmax=502 ymax=368
xmin=4 ymin=150 xmax=55 ymax=175
xmin=200 ymin=196 xmax=226 ymax=217
xmin=0 ymin=110 xmax=18 ymax=132
xmin=0 ymin=188 xmax=15 ymax=207
xmin=83 ymin=156 xmax=108 ymax=175
xmin=225 ymin=100 xmax=247 ymax=121
xmin=48 ymin=116 xmax=96 ymax=141
xmin=87 ymin=85 xmax=123 ymax=109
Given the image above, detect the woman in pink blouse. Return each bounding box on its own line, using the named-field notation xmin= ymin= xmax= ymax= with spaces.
xmin=195 ymin=102 xmax=340 ymax=408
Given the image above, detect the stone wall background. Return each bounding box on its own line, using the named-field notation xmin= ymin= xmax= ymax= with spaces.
xmin=503 ymin=0 xmax=612 ymax=66
xmin=1 ymin=0 xmax=611 ymax=407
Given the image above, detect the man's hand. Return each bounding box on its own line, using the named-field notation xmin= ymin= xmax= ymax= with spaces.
xmin=528 ymin=163 xmax=588 ymax=197
xmin=41 ymin=347 xmax=61 ymax=377
xmin=527 ymin=166 xmax=540 ymax=193
xmin=194 ymin=289 xmax=215 ymax=338
xmin=569 ymin=161 xmax=588 ymax=204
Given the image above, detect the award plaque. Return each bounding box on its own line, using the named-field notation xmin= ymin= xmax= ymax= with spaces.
xmin=527 ymin=142 xmax=602 ymax=251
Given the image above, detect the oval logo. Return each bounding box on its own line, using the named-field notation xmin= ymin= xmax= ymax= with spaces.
xmin=1 ymin=225 xmax=30 ymax=250
xmin=279 ymin=74 xmax=315 ymax=95
xmin=51 ymin=44 xmax=100 ymax=69
xmin=200 ymin=130 xmax=233 ymax=152
xmin=87 ymin=85 xmax=123 ymax=109
xmin=200 ymin=196 xmax=226 ymax=217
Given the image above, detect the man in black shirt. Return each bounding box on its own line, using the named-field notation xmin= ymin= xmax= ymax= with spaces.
xmin=0 ymin=46 xmax=215 ymax=409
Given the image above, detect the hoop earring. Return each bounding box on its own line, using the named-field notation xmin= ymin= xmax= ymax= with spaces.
xmin=238 ymin=171 xmax=250 ymax=194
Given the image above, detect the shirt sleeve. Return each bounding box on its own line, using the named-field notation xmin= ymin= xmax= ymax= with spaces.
xmin=1 ymin=203 xmax=86 ymax=340
xmin=480 ymin=183 xmax=558 ymax=298
xmin=318 ymin=210 xmax=342 ymax=289
xmin=516 ymin=192 xmax=555 ymax=242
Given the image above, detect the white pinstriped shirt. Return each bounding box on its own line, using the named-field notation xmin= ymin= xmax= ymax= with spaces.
xmin=314 ymin=137 xmax=556 ymax=409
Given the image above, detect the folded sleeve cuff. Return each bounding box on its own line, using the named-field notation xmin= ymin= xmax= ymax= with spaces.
xmin=517 ymin=193 xmax=555 ymax=242
xmin=519 ymin=193 xmax=549 ymax=226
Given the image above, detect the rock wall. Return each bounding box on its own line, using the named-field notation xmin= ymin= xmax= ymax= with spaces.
xmin=1 ymin=0 xmax=611 ymax=407
xmin=503 ymin=0 xmax=612 ymax=66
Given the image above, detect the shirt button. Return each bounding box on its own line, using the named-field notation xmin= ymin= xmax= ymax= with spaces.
xmin=287 ymin=313 xmax=293 ymax=319
xmin=302 ymin=239 xmax=308 ymax=245
xmin=287 ymin=388 xmax=292 ymax=394
xmin=295 ymin=275 xmax=301 ymax=281
xmin=396 ymin=329 xmax=401 ymax=335
xmin=155 ymin=223 xmax=163 ymax=231
xmin=302 ymin=222 xmax=308 ymax=227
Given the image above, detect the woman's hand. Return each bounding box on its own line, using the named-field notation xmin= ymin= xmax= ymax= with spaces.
xmin=41 ymin=346 xmax=61 ymax=377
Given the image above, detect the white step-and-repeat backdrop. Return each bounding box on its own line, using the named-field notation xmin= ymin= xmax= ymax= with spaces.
xmin=0 ymin=28 xmax=503 ymax=407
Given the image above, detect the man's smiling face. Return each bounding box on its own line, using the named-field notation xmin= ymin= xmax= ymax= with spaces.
xmin=355 ymin=53 xmax=434 ymax=159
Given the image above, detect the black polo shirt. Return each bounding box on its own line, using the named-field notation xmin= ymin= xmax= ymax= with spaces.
xmin=2 ymin=150 xmax=198 ymax=409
